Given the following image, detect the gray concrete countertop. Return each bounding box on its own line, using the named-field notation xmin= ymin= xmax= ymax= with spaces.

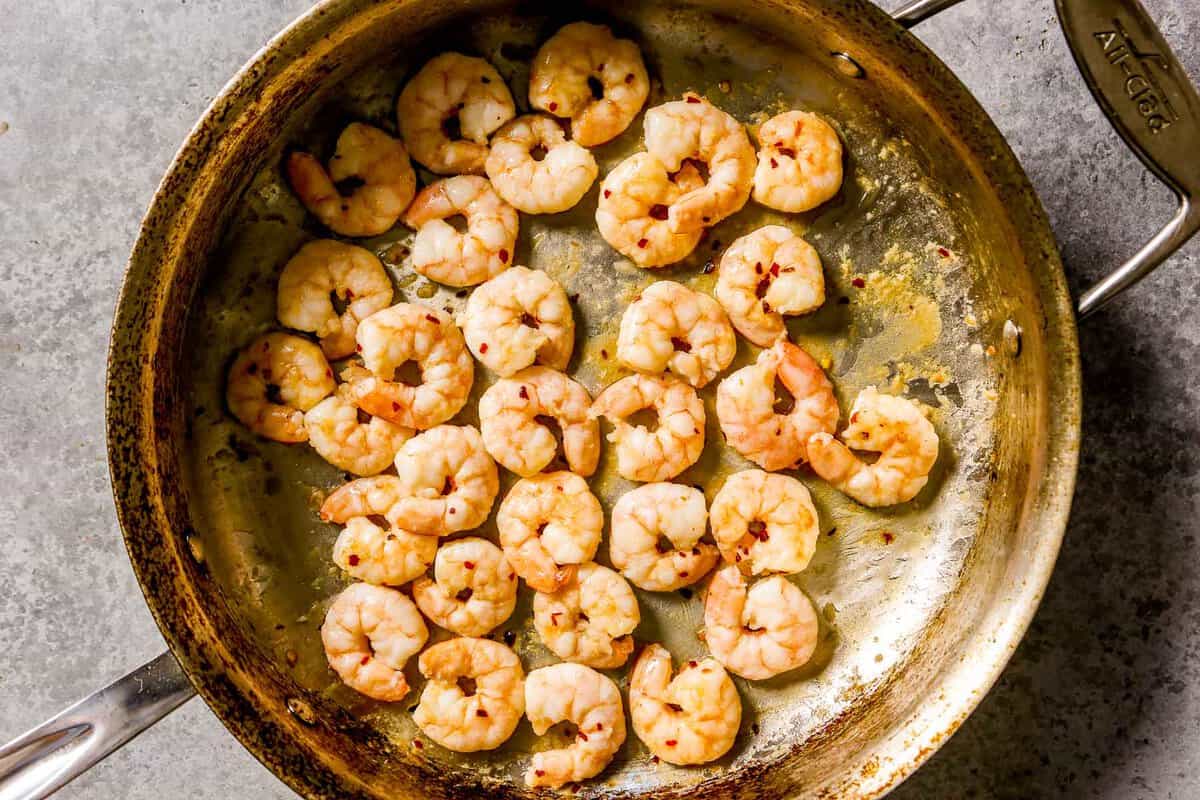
xmin=1 ymin=1 xmax=1197 ymax=798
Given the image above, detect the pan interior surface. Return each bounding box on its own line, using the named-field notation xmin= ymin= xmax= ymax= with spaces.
xmin=139 ymin=1 xmax=1074 ymax=798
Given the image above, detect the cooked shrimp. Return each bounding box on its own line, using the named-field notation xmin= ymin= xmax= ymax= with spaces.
xmin=533 ymin=563 xmax=640 ymax=669
xmin=629 ymin=644 xmax=741 ymax=765
xmin=709 ymin=469 xmax=819 ymax=575
xmin=305 ymin=385 xmax=412 ymax=476
xmin=617 ymin=280 xmax=736 ymax=388
xmin=595 ymin=153 xmax=706 ymax=268
xmin=589 ymin=374 xmax=705 ymax=482
xmin=643 ymin=94 xmax=756 ymax=232
xmin=528 ymin=21 xmax=650 ymax=147
xmin=320 ymin=474 xmax=405 ymax=526
xmin=396 ymin=53 xmax=516 ymax=175
xmin=610 ymin=483 xmax=719 ymax=591
xmin=401 ymin=176 xmax=519 ymax=287
xmin=478 ymin=367 xmax=599 ymax=477
xmin=484 ymin=114 xmax=598 ymax=214
xmin=703 ymin=565 xmax=819 ymax=680
xmin=524 ymin=663 xmax=627 ymax=788
xmin=715 ymin=226 xmax=825 ymax=347
xmin=332 ymin=516 xmax=437 ymax=587
xmin=496 ymin=472 xmax=602 ymax=593
xmin=752 ymin=110 xmax=843 ymax=213
xmin=413 ymin=637 xmax=524 ymax=752
xmin=321 ymin=582 xmax=428 ymax=701
xmin=226 ymin=332 xmax=334 ymax=443
xmin=807 ymin=387 xmax=938 ymax=507
xmin=461 ymin=266 xmax=574 ymax=377
xmin=286 ymin=123 xmax=416 ymax=237
xmin=412 ymin=537 xmax=518 ymax=637
xmin=716 ymin=340 xmax=838 ymax=471
xmin=345 ymin=303 xmax=473 ymax=429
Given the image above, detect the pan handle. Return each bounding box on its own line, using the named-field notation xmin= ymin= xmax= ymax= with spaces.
xmin=0 ymin=652 xmax=195 ymax=800
xmin=892 ymin=0 xmax=1200 ymax=317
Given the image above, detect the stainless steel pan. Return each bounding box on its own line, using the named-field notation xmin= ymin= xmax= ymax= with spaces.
xmin=1 ymin=0 xmax=1196 ymax=798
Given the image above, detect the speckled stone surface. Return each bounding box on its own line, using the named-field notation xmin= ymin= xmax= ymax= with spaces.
xmin=0 ymin=1 xmax=1196 ymax=798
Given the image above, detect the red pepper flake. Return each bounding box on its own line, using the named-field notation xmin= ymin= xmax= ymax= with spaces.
xmin=755 ymin=277 xmax=771 ymax=299
xmin=345 ymin=288 xmax=355 ymax=299
xmin=476 ymin=708 xmax=489 ymax=717
xmin=852 ymin=277 xmax=866 ymax=288
xmin=826 ymin=527 xmax=838 ymax=537
xmin=479 ymin=342 xmax=489 ymax=353
xmin=464 ymin=560 xmax=475 ymax=569
xmin=392 ymin=401 xmax=401 ymax=411
xmin=356 ymin=343 xmax=362 ymax=352
xmin=754 ymin=262 xmax=763 ymax=274
xmin=600 ymin=349 xmax=608 ymax=359
xmin=688 ymin=660 xmax=698 ymax=668
xmin=666 ymin=702 xmax=684 ymax=712
xmin=650 ymin=756 xmax=660 ymax=764
xmin=325 ymin=368 xmax=333 ymax=377
xmin=387 ymin=533 xmax=397 ymax=541
xmin=762 ymin=301 xmax=772 ymax=313
xmin=685 ymin=96 xmax=700 ymax=104
xmin=770 ymin=262 xmax=781 ymax=276
xmin=448 ymin=507 xmax=456 ymax=515
xmin=777 ymin=146 xmax=796 ymax=158
xmin=425 ymin=313 xmax=440 ymax=324
xmin=508 ymin=572 xmax=516 ymax=581
xmin=499 ymin=248 xmax=509 ymax=263
xmin=637 ymin=238 xmax=648 ymax=248
xmin=360 ymin=655 xmax=370 ymax=665
xmin=412 ymin=739 xmax=424 ymax=749
xmin=548 ymin=102 xmax=558 ymax=111
xmin=578 ymin=731 xmax=589 ymax=742
xmin=702 ymin=216 xmax=711 ymax=223
xmin=518 ymin=385 xmax=529 ymax=400
xmin=665 ymin=739 xmax=678 ymax=746
xmin=551 ymin=611 xmax=561 ymax=625
xmin=882 ymin=531 xmax=895 ymax=544
xmin=456 ymin=587 xmax=474 ymax=601
xmin=625 ymin=73 xmax=635 ymax=84
xmin=520 ymin=311 xmax=540 ymax=329
xmin=937 ymin=247 xmax=951 ymax=258
xmin=670 ymin=336 xmax=692 ymax=353
xmin=348 ymin=554 xmax=360 ymax=566
xmin=769 ymin=157 xmax=778 ymax=168
xmin=596 ymin=723 xmax=604 ymax=731
xmin=649 ymin=203 xmax=669 ymax=220
xmin=748 ymin=520 xmax=769 ymax=541
xmin=679 ymin=570 xmax=688 ymax=577
xmin=536 ymin=770 xmax=546 ymax=777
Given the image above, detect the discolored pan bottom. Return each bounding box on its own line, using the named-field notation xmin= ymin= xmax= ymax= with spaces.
xmin=179 ymin=4 xmax=1001 ymax=795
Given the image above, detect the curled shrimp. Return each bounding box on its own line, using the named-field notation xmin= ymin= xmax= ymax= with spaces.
xmin=807 ymin=387 xmax=938 ymax=507
xmin=715 ymin=340 xmax=838 ymax=471
xmin=533 ymin=562 xmax=640 ymax=669
xmin=345 ymin=303 xmax=473 ymax=430
xmin=617 ymin=280 xmax=736 ymax=388
xmin=590 ymin=374 xmax=705 ymax=483
xmin=703 ymin=565 xmax=819 ymax=680
xmin=629 ymin=644 xmax=741 ymax=765
xmin=401 ymin=176 xmax=519 ymax=288
xmin=413 ymin=637 xmax=525 ymax=752
xmin=484 ymin=114 xmax=598 ymax=214
xmin=461 ymin=266 xmax=574 ymax=377
xmin=715 ymin=226 xmax=825 ymax=347
xmin=305 ymin=383 xmax=412 ymax=476
xmin=286 ymin=123 xmax=416 ymax=237
xmin=524 ymin=663 xmax=627 ymax=788
xmin=610 ymin=483 xmax=719 ymax=592
xmin=321 ymin=582 xmax=428 ymax=701
xmin=497 ymin=472 xmax=602 ymax=593
xmin=412 ymin=537 xmax=518 ymax=637
xmin=332 ymin=516 xmax=437 ymax=587
xmin=752 ymin=110 xmax=844 ymax=213
xmin=397 ymin=53 xmax=516 ymax=175
xmin=710 ymin=469 xmax=819 ymax=576
xmin=226 ymin=332 xmax=334 ymax=443
xmin=596 ymin=153 xmax=706 ymax=268
xmin=529 ymin=22 xmax=650 ymax=147
xmin=643 ymin=94 xmax=756 ymax=232
xmin=276 ymin=239 xmax=394 ymax=360
xmin=478 ymin=367 xmax=599 ymax=477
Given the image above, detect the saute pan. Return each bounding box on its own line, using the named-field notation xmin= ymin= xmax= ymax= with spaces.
xmin=1 ymin=0 xmax=1196 ymax=798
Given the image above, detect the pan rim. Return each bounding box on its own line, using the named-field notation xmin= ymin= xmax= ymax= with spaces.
xmin=104 ymin=0 xmax=1081 ymax=797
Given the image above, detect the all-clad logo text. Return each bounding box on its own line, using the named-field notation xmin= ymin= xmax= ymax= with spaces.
xmin=1093 ymin=20 xmax=1179 ymax=134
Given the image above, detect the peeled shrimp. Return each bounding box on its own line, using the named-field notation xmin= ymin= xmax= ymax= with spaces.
xmin=807 ymin=387 xmax=938 ymax=507
xmin=629 ymin=644 xmax=741 ymax=765
xmin=276 ymin=240 xmax=394 ymax=359
xmin=397 ymin=53 xmax=516 ymax=175
xmin=589 ymin=374 xmax=705 ymax=483
xmin=716 ymin=340 xmax=838 ymax=471
xmin=643 ymin=94 xmax=756 ymax=232
xmin=533 ymin=562 xmax=640 ymax=669
xmin=703 ymin=565 xmax=819 ymax=680
xmin=478 ymin=367 xmax=599 ymax=477
xmin=595 ymin=153 xmax=706 ymax=268
xmin=715 ymin=226 xmax=825 ymax=347
xmin=321 ymin=582 xmax=428 ymax=701
xmin=617 ymin=280 xmax=736 ymax=388
xmin=710 ymin=470 xmax=819 ymax=576
xmin=412 ymin=537 xmax=518 ymax=637
xmin=401 ymin=176 xmax=519 ymax=287
xmin=305 ymin=384 xmax=412 ymax=476
xmin=752 ymin=110 xmax=843 ymax=213
xmin=413 ymin=637 xmax=525 ymax=752
xmin=286 ymin=123 xmax=416 ymax=237
xmin=485 ymin=114 xmax=598 ymax=214
xmin=497 ymin=472 xmax=602 ymax=593
xmin=524 ymin=663 xmax=627 ymax=788
xmin=332 ymin=516 xmax=437 ymax=587
xmin=461 ymin=266 xmax=574 ymax=377
xmin=529 ymin=21 xmax=649 ymax=147
xmin=610 ymin=483 xmax=719 ymax=592
xmin=345 ymin=303 xmax=473 ymax=429
xmin=226 ymin=332 xmax=334 ymax=443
